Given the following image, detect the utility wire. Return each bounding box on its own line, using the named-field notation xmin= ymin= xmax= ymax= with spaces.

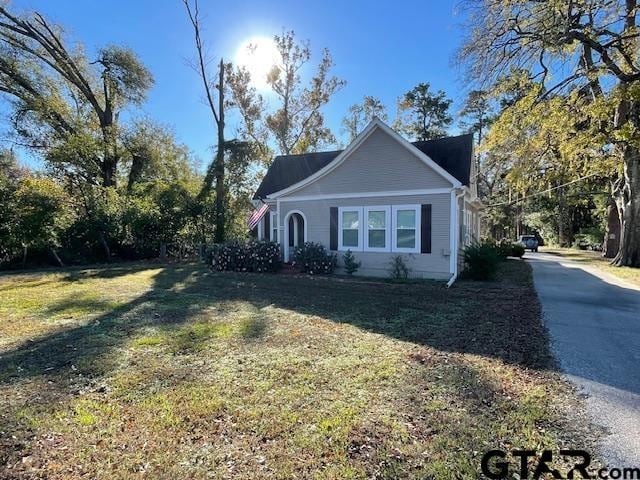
xmin=484 ymin=173 xmax=600 ymax=208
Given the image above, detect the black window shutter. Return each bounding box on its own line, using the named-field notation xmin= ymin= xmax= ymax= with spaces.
xmin=330 ymin=207 xmax=338 ymax=251
xmin=264 ymin=212 xmax=270 ymax=240
xmin=421 ymin=204 xmax=432 ymax=254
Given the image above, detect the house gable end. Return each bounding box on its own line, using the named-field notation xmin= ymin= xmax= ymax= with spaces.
xmin=268 ymin=119 xmax=460 ymax=199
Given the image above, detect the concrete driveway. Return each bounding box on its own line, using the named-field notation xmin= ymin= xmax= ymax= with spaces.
xmin=528 ymin=252 xmax=640 ymax=467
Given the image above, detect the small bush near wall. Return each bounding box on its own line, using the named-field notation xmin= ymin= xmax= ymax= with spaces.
xmin=208 ymin=241 xmax=281 ymax=273
xmin=293 ymin=242 xmax=337 ymax=275
xmin=389 ymin=255 xmax=410 ymax=280
xmin=342 ymin=249 xmax=361 ymax=275
xmin=463 ymin=242 xmax=500 ymax=280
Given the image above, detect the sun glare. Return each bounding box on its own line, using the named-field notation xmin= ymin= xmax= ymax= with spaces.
xmin=235 ymin=36 xmax=280 ymax=90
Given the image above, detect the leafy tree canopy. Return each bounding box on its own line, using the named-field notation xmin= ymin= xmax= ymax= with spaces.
xmin=394 ymin=83 xmax=452 ymax=141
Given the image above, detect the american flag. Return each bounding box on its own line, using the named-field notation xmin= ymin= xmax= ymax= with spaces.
xmin=247 ymin=203 xmax=269 ymax=230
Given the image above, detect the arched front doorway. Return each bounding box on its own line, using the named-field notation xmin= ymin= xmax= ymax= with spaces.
xmin=283 ymin=210 xmax=307 ymax=262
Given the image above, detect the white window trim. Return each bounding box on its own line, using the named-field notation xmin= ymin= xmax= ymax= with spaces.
xmin=338 ymin=207 xmax=363 ymax=251
xmin=363 ymin=206 xmax=391 ymax=252
xmin=269 ymin=211 xmax=278 ymax=242
xmin=392 ymin=205 xmax=421 ymax=254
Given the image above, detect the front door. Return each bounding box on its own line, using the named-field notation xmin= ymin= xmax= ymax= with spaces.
xmin=285 ymin=212 xmax=305 ymax=261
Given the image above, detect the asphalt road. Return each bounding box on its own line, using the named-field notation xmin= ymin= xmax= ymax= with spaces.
xmin=528 ymin=252 xmax=640 ymax=468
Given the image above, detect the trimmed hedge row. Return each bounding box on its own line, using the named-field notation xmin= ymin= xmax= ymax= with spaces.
xmin=208 ymin=241 xmax=281 ymax=273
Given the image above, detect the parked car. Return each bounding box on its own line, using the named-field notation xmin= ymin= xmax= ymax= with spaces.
xmin=518 ymin=235 xmax=539 ymax=252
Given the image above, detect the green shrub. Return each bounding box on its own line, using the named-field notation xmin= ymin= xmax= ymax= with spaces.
xmin=247 ymin=241 xmax=282 ymax=272
xmin=342 ymin=249 xmax=361 ymax=275
xmin=388 ymin=255 xmax=410 ymax=280
xmin=293 ymin=242 xmax=337 ymax=275
xmin=511 ymin=243 xmax=525 ymax=258
xmin=573 ymin=228 xmax=604 ymax=250
xmin=496 ymin=239 xmax=513 ymax=259
xmin=463 ymin=242 xmax=500 ymax=280
xmin=208 ymin=241 xmax=281 ymax=273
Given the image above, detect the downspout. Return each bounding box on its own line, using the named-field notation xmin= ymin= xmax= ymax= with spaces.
xmin=447 ymin=188 xmax=466 ymax=288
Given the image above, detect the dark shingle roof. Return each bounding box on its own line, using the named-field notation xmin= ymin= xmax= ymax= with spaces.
xmin=253 ymin=133 xmax=473 ymax=199
xmin=412 ymin=133 xmax=474 ymax=185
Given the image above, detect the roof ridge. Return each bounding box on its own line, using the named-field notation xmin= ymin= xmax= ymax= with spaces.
xmin=411 ymin=133 xmax=474 ymax=144
xmin=275 ymin=149 xmax=343 ymax=160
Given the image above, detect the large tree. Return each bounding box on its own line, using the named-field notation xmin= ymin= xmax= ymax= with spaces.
xmin=460 ymin=0 xmax=640 ymax=266
xmin=13 ymin=176 xmax=72 ymax=266
xmin=341 ymin=95 xmax=387 ymax=143
xmin=459 ymin=89 xmax=495 ymax=196
xmin=0 ymin=6 xmax=153 ymax=188
xmin=182 ymin=0 xmax=228 ymax=242
xmin=228 ymin=32 xmax=345 ymax=158
xmin=394 ymin=83 xmax=452 ymax=141
xmin=478 ymin=69 xmax=613 ymax=244
xmin=459 ymin=90 xmax=492 ymax=146
xmin=264 ymin=31 xmax=345 ymax=155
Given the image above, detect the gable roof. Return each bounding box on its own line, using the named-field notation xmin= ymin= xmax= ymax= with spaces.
xmin=254 ymin=150 xmax=340 ymax=200
xmin=254 ymin=121 xmax=473 ymax=199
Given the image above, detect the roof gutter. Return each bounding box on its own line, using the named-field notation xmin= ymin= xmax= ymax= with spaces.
xmin=447 ymin=188 xmax=466 ymax=288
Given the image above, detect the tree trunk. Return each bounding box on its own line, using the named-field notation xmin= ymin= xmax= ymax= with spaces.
xmin=102 ymin=156 xmax=118 ymax=187
xmin=603 ymin=198 xmax=620 ymax=258
xmin=98 ymin=232 xmax=111 ymax=262
xmin=127 ymin=154 xmax=145 ymax=192
xmin=160 ymin=242 xmax=167 ymax=259
xmin=613 ymin=143 xmax=640 ymax=266
xmin=214 ymin=59 xmax=226 ymax=244
xmin=50 ymin=247 xmax=64 ymax=267
xmin=22 ymin=245 xmax=27 ymax=266
xmin=558 ymin=193 xmax=567 ymax=247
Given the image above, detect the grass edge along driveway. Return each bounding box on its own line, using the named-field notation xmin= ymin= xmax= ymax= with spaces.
xmin=0 ymin=260 xmax=601 ymax=479
xmin=541 ymin=247 xmax=640 ymax=287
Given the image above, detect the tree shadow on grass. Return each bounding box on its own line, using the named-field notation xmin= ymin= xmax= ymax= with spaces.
xmin=0 ymin=261 xmax=577 ymax=478
xmin=0 ymin=264 xmax=201 ymax=383
xmin=0 ymin=260 xmax=553 ymax=390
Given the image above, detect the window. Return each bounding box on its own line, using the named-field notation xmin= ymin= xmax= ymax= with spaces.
xmin=337 ymin=204 xmax=422 ymax=253
xmin=364 ymin=206 xmax=390 ymax=252
xmin=270 ymin=212 xmax=278 ymax=241
xmin=338 ymin=207 xmax=362 ymax=251
xmin=392 ymin=205 xmax=421 ymax=253
xmin=460 ymin=208 xmax=472 ymax=246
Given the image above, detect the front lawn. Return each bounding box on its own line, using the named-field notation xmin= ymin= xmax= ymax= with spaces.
xmin=0 ymin=261 xmax=596 ymax=479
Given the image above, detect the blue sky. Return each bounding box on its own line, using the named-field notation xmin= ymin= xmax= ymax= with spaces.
xmin=6 ymin=0 xmax=469 ymax=169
